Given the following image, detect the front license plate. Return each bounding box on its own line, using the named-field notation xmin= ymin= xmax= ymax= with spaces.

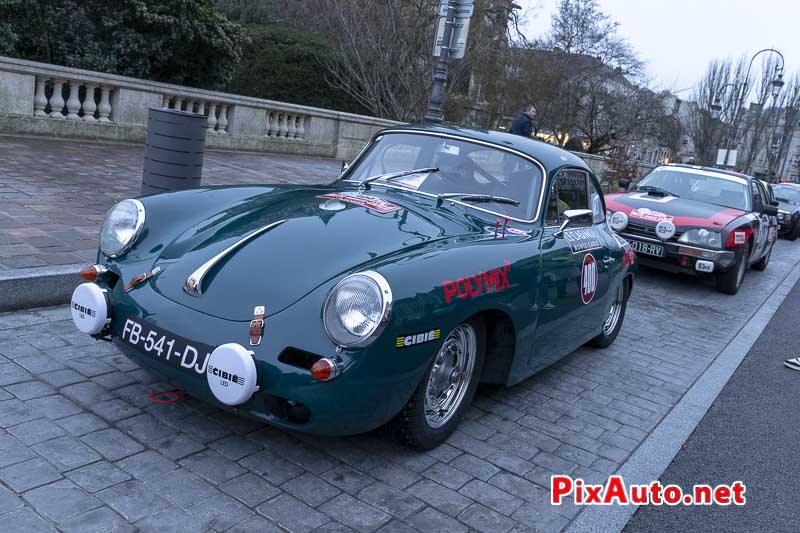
xmin=120 ymin=317 xmax=213 ymax=377
xmin=627 ymin=239 xmax=664 ymax=257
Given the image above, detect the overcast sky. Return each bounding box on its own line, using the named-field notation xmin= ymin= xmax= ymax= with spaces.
xmin=516 ymin=0 xmax=800 ymax=95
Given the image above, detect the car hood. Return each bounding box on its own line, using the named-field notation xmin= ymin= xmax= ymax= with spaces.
xmin=150 ymin=186 xmax=464 ymax=321
xmin=605 ymin=192 xmax=746 ymax=229
xmin=776 ymin=199 xmax=799 ymax=213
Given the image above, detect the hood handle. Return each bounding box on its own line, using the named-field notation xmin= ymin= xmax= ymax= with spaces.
xmin=184 ymin=220 xmax=286 ymax=297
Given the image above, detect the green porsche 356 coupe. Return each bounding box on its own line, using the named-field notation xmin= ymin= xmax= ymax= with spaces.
xmin=70 ymin=124 xmax=636 ymax=449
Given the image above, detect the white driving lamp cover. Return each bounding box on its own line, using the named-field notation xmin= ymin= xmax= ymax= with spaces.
xmin=70 ymin=283 xmax=110 ymax=334
xmin=655 ymin=220 xmax=676 ymax=240
xmin=206 ymin=343 xmax=259 ymax=406
xmin=609 ymin=211 xmax=628 ymax=231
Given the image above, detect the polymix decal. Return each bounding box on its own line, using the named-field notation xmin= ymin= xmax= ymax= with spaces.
xmin=443 ymin=261 xmax=511 ymax=304
xmin=581 ymin=253 xmax=598 ymax=305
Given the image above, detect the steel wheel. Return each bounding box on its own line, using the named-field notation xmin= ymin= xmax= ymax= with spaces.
xmin=424 ymin=324 xmax=477 ymax=429
xmin=602 ymin=283 xmax=625 ymax=335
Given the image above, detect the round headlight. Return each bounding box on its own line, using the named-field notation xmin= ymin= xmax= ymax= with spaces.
xmin=323 ymin=271 xmax=392 ymax=349
xmin=99 ymin=199 xmax=145 ymax=257
xmin=608 ymin=211 xmax=628 ymax=232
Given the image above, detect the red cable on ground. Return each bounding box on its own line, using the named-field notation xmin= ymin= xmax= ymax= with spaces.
xmin=148 ymin=390 xmax=184 ymax=404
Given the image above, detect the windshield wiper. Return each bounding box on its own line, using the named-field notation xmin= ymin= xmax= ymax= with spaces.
xmin=636 ymin=185 xmax=678 ymax=197
xmin=359 ymin=167 xmax=439 ymax=189
xmin=436 ymin=193 xmax=520 ymax=206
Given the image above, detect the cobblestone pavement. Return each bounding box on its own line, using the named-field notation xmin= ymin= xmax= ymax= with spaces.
xmin=1 ymin=238 xmax=799 ymax=532
xmin=0 ymin=135 xmax=340 ymax=271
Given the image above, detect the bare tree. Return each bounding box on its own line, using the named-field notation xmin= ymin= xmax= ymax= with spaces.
xmin=738 ymin=55 xmax=784 ymax=173
xmin=766 ymin=73 xmax=800 ymax=178
xmin=686 ymin=58 xmax=739 ymax=165
xmin=506 ymin=0 xmax=652 ymax=151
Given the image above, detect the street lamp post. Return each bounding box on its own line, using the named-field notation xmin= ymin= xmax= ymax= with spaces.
xmin=424 ymin=0 xmax=475 ymax=123
xmin=711 ymin=48 xmax=785 ymax=170
xmin=424 ymin=1 xmax=458 ymax=123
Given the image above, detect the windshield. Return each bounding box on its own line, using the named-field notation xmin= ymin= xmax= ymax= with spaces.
xmin=344 ymin=132 xmax=544 ymax=220
xmin=637 ymin=168 xmax=750 ymax=211
xmin=774 ymin=186 xmax=800 ymax=204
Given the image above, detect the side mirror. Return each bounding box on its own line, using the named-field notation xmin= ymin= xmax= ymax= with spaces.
xmin=340 ymin=161 xmax=350 ymax=174
xmin=770 ymin=200 xmax=779 ymax=207
xmin=618 ymin=178 xmax=631 ymax=191
xmin=554 ymin=209 xmax=594 ymax=237
xmin=763 ymin=204 xmax=779 ymax=217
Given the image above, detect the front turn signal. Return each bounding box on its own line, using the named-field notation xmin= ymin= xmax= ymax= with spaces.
xmin=311 ymin=358 xmax=341 ymax=382
xmin=79 ymin=265 xmax=108 ymax=282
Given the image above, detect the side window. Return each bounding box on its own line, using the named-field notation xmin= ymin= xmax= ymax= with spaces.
xmin=589 ymin=178 xmax=605 ymax=223
xmin=545 ymin=170 xmax=590 ymax=226
xmin=751 ymin=181 xmax=764 ymax=211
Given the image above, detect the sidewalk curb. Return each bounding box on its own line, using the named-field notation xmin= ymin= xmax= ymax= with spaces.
xmin=566 ymin=261 xmax=800 ymax=533
xmin=0 ymin=264 xmax=83 ymax=312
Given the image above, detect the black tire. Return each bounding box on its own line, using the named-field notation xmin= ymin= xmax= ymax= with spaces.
xmin=390 ymin=317 xmax=486 ymax=450
xmin=789 ymin=223 xmax=800 ymax=241
xmin=752 ymin=244 xmax=772 ymax=271
xmin=589 ymin=279 xmax=629 ymax=348
xmin=715 ymin=243 xmax=750 ymax=294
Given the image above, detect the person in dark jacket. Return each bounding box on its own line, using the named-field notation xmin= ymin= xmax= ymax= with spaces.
xmin=510 ymin=105 xmax=536 ymax=137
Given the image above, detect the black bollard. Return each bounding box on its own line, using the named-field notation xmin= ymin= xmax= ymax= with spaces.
xmin=141 ymin=107 xmax=207 ymax=195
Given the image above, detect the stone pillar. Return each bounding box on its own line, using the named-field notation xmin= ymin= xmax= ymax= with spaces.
xmin=97 ymin=86 xmax=112 ymax=123
xmin=49 ymin=80 xmax=66 ymax=119
xmin=33 ymin=78 xmax=48 ymax=117
xmin=65 ymin=81 xmax=81 ymax=120
xmin=82 ymin=84 xmax=97 ymax=121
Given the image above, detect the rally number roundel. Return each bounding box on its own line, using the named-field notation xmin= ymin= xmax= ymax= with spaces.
xmin=581 ymin=253 xmax=598 ymax=305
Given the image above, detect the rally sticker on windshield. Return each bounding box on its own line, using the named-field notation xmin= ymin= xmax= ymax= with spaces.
xmin=629 ymin=207 xmax=674 ymax=223
xmin=317 ymin=192 xmax=401 ymax=214
xmin=563 ymin=228 xmax=603 ymax=254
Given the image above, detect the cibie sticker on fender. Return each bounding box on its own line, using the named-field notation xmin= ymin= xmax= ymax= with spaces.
xmin=396 ymin=329 xmax=441 ymax=349
xmin=581 ymin=254 xmax=598 ymax=304
xmin=628 ymin=208 xmax=674 ymax=223
xmin=563 ymin=228 xmax=602 ymax=254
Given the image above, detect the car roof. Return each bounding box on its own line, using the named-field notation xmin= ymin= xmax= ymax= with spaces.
xmin=380 ymin=123 xmax=591 ymax=175
xmin=663 ymin=163 xmax=754 ymax=182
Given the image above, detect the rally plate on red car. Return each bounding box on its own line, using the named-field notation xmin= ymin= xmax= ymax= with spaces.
xmin=626 ymin=239 xmax=664 ymax=257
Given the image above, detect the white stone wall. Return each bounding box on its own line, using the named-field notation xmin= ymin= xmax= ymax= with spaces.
xmin=0 ymin=56 xmax=398 ymax=160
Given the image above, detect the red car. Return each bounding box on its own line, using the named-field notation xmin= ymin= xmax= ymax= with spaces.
xmin=606 ymin=164 xmax=778 ymax=294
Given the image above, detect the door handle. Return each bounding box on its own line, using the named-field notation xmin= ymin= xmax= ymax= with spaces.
xmin=602 ymin=257 xmax=616 ymax=265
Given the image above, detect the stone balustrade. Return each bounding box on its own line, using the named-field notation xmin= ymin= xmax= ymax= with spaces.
xmin=0 ymin=56 xmax=399 ymax=160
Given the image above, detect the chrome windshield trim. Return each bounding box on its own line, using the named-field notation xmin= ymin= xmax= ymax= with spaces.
xmin=341 ymin=130 xmax=549 ymax=223
xmin=184 ymin=219 xmax=286 ymax=297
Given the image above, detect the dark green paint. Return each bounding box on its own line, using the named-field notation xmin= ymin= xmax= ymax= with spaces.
xmin=95 ymin=125 xmax=635 ymax=436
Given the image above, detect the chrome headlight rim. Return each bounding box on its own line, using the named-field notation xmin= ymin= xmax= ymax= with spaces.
xmin=678 ymin=228 xmax=722 ymax=249
xmin=323 ymin=270 xmax=393 ymax=349
xmin=100 ymin=199 xmax=146 ymax=258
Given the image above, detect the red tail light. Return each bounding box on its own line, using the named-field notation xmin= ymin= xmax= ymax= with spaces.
xmin=311 ymin=358 xmax=341 ymax=382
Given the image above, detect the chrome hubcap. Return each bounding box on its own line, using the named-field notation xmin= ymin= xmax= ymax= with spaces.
xmin=602 ymin=283 xmax=624 ymax=335
xmin=424 ymin=324 xmax=477 ymax=428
